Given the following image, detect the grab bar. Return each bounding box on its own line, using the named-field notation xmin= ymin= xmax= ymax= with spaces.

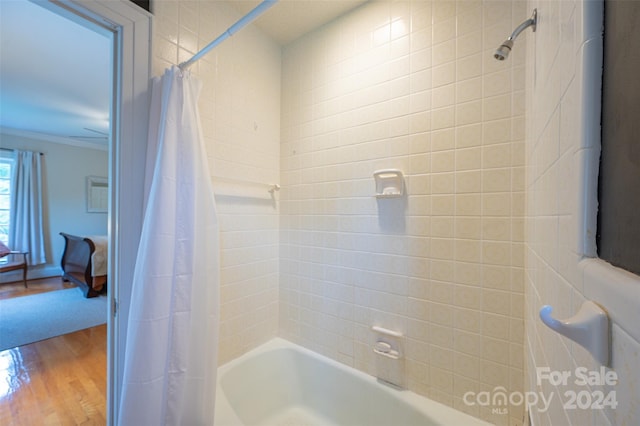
xmin=539 ymin=301 xmax=609 ymax=365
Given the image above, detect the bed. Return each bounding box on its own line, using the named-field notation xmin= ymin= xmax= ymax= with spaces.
xmin=59 ymin=232 xmax=108 ymax=298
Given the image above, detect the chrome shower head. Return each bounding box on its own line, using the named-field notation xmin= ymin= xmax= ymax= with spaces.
xmin=494 ymin=8 xmax=537 ymax=61
xmin=494 ymin=39 xmax=514 ymax=61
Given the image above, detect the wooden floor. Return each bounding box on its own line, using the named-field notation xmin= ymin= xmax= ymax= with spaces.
xmin=0 ymin=278 xmax=107 ymax=425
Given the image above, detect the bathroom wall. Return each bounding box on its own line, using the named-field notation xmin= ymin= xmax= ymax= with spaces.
xmin=152 ymin=1 xmax=281 ymax=364
xmin=525 ymin=0 xmax=640 ymax=424
xmin=280 ymin=1 xmax=527 ymax=424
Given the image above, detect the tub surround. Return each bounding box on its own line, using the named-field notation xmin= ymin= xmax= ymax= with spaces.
xmin=280 ymin=1 xmax=526 ymax=424
xmin=151 ymin=1 xmax=639 ymax=426
xmin=525 ymin=0 xmax=640 ymax=424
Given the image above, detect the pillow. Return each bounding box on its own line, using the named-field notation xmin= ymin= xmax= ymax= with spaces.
xmin=0 ymin=241 xmax=10 ymax=258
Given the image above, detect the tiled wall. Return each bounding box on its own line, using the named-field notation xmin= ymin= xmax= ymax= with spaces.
xmin=153 ymin=1 xmax=281 ymax=364
xmin=279 ymin=1 xmax=527 ymax=424
xmin=525 ymin=0 xmax=640 ymax=424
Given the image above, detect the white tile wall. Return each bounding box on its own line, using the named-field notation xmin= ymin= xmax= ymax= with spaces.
xmin=525 ymin=0 xmax=640 ymax=425
xmin=280 ymin=1 xmax=527 ymax=424
xmin=153 ymin=1 xmax=281 ymax=365
xmin=146 ymin=1 xmax=640 ymax=425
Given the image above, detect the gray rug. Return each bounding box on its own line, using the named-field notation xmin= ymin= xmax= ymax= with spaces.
xmin=0 ymin=288 xmax=107 ymax=351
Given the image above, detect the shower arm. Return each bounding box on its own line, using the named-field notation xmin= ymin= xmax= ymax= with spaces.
xmin=508 ymin=9 xmax=537 ymax=42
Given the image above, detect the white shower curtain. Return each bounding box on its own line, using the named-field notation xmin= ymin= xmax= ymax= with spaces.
xmin=118 ymin=66 xmax=220 ymax=426
xmin=9 ymin=150 xmax=46 ymax=265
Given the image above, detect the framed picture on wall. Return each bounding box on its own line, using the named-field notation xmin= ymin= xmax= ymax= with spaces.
xmin=87 ymin=176 xmax=108 ymax=213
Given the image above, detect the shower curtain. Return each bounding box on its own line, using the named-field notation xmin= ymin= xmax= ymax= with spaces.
xmin=118 ymin=66 xmax=220 ymax=426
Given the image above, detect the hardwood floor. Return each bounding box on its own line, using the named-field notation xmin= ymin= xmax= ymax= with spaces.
xmin=0 ymin=278 xmax=107 ymax=425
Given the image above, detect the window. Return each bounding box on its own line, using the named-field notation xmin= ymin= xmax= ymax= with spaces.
xmin=0 ymin=154 xmax=13 ymax=246
xmin=597 ymin=0 xmax=640 ymax=275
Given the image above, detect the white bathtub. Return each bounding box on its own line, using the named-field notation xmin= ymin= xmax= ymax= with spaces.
xmin=214 ymin=338 xmax=491 ymax=426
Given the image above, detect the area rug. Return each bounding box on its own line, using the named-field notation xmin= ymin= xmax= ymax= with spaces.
xmin=0 ymin=288 xmax=107 ymax=351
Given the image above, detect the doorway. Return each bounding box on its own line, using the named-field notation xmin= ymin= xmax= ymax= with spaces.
xmin=0 ymin=0 xmax=151 ymax=423
xmin=0 ymin=0 xmax=112 ymax=346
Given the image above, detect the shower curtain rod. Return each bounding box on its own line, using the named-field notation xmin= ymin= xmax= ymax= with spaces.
xmin=178 ymin=0 xmax=278 ymax=71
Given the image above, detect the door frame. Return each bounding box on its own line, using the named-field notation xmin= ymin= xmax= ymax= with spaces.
xmin=36 ymin=0 xmax=151 ymax=423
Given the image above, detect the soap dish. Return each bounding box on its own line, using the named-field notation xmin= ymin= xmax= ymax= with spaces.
xmin=373 ymin=169 xmax=404 ymax=198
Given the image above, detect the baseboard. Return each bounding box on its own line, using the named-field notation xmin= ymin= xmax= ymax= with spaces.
xmin=0 ymin=265 xmax=62 ymax=284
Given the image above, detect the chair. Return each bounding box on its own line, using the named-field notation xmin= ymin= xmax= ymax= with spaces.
xmin=0 ymin=242 xmax=29 ymax=288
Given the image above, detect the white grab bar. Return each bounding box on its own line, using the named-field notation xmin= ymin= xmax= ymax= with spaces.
xmin=539 ymin=301 xmax=609 ymax=366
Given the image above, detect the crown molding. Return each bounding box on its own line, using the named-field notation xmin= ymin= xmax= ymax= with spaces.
xmin=0 ymin=126 xmax=108 ymax=152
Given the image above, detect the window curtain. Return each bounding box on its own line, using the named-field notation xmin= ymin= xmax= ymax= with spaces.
xmin=118 ymin=66 xmax=220 ymax=425
xmin=9 ymin=150 xmax=46 ymax=265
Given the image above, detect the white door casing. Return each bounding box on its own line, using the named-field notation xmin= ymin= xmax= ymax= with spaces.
xmin=35 ymin=1 xmax=151 ymax=423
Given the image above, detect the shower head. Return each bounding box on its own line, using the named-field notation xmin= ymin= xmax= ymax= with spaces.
xmin=494 ymin=8 xmax=537 ymax=61
xmin=494 ymin=39 xmax=514 ymax=61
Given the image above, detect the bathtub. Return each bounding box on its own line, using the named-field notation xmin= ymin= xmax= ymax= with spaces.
xmin=214 ymin=338 xmax=491 ymax=426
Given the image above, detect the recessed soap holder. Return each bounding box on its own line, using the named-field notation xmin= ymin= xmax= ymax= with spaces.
xmin=373 ymin=169 xmax=404 ymax=198
xmin=372 ymin=326 xmax=402 ymax=360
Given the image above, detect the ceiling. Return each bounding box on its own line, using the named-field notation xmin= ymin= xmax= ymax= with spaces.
xmin=0 ymin=0 xmax=367 ymax=146
xmin=0 ymin=0 xmax=112 ymax=146
xmin=226 ymin=0 xmax=367 ymax=45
